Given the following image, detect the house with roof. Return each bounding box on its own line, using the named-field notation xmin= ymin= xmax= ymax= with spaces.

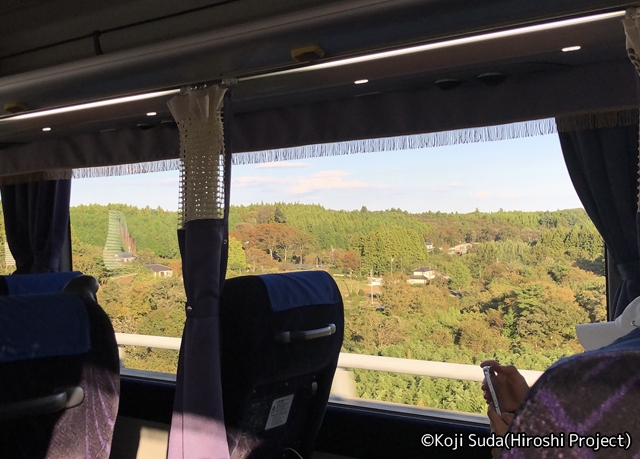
xmin=448 ymin=243 xmax=473 ymax=255
xmin=113 ymin=252 xmax=137 ymax=262
xmin=408 ymin=266 xmax=435 ymax=285
xmin=412 ymin=266 xmax=435 ymax=278
xmin=145 ymin=264 xmax=173 ymax=277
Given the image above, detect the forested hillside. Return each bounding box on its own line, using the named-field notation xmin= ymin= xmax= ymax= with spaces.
xmin=61 ymin=202 xmax=606 ymax=413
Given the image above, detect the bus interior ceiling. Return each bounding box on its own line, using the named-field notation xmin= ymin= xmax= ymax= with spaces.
xmin=0 ymin=0 xmax=636 ymax=140
xmin=0 ymin=1 xmax=637 ymax=459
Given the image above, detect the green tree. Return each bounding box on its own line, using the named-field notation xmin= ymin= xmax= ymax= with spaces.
xmin=501 ymin=283 xmax=588 ymax=350
xmin=227 ymin=237 xmax=247 ymax=273
xmin=456 ymin=314 xmax=510 ymax=353
xmin=574 ymin=279 xmax=606 ymax=323
xmin=274 ymin=206 xmax=286 ymax=223
xmin=447 ymin=259 xmax=471 ymax=290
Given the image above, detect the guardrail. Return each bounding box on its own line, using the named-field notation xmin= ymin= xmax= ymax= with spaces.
xmin=115 ymin=332 xmax=543 ymax=386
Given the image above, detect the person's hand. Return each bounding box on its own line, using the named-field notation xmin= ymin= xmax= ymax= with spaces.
xmin=487 ymin=402 xmax=514 ymax=459
xmin=487 ymin=402 xmax=514 ymax=436
xmin=480 ymin=360 xmax=529 ymax=413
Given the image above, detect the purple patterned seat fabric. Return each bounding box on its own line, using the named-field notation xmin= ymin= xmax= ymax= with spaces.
xmin=502 ymin=329 xmax=640 ymax=458
xmin=0 ymin=293 xmax=120 ymax=458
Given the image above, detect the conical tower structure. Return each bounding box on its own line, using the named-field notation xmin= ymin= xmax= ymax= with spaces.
xmin=103 ymin=210 xmax=136 ymax=270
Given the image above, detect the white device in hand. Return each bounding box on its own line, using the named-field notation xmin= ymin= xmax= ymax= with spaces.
xmin=483 ymin=366 xmax=502 ymax=416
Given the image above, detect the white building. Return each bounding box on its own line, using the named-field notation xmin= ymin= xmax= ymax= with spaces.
xmin=145 ymin=264 xmax=174 ymax=277
xmin=407 ymin=266 xmax=436 ymax=285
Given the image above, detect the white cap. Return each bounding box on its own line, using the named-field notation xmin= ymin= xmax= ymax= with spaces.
xmin=576 ymin=296 xmax=640 ymax=351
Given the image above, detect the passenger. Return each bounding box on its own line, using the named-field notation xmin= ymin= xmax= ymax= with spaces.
xmin=481 ymin=297 xmax=640 ymax=457
xmin=480 ymin=359 xmax=527 ymax=437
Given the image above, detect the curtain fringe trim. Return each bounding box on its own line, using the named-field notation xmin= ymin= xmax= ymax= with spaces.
xmin=71 ymin=159 xmax=182 ymax=179
xmin=556 ymin=109 xmax=639 ymax=133
xmin=232 ymin=118 xmax=559 ymax=165
xmin=61 ymin=118 xmax=559 ymax=178
xmin=0 ymin=117 xmax=573 ymax=183
xmin=3 ymin=113 xmax=640 ymax=183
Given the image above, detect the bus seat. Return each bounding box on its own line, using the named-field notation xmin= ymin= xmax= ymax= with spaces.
xmin=0 ymin=271 xmax=83 ymax=295
xmin=0 ymin=275 xmax=120 ymax=458
xmin=220 ymin=271 xmax=344 ymax=459
xmin=502 ymin=328 xmax=640 ymax=457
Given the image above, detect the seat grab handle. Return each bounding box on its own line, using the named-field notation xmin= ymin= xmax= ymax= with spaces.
xmin=275 ymin=323 xmax=336 ymax=344
xmin=0 ymin=386 xmax=84 ymax=421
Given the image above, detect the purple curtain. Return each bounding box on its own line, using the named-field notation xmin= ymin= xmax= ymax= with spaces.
xmin=170 ymin=220 xmax=229 ymax=458
xmin=1 ymin=179 xmax=71 ymax=274
xmin=168 ymin=92 xmax=232 ymax=459
xmin=558 ymin=123 xmax=640 ymax=319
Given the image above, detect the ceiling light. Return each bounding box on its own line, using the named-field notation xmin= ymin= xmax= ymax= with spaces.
xmin=42 ymin=127 xmax=51 ymax=131
xmin=354 ymin=79 xmax=369 ymax=84
xmin=0 ymin=10 xmax=620 ymax=123
xmin=562 ymin=45 xmax=582 ymax=52
xmin=240 ymin=11 xmax=623 ymax=81
xmin=146 ymin=111 xmax=157 ymax=116
xmin=0 ymin=89 xmax=179 ymax=122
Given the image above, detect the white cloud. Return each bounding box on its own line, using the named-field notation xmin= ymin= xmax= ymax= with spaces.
xmin=289 ymin=170 xmax=374 ymax=194
xmin=447 ymin=181 xmax=462 ymax=188
xmin=498 ymin=192 xmax=521 ymax=198
xmin=472 ymin=190 xmax=492 ymax=198
xmin=470 ymin=190 xmax=521 ymax=199
xmin=255 ymin=161 xmax=311 ymax=169
xmin=233 ymin=170 xmax=377 ymax=195
xmin=233 ymin=176 xmax=295 ymax=188
xmin=122 ymin=177 xmax=179 ymax=187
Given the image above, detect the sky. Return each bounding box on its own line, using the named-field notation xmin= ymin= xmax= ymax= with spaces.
xmin=70 ymin=133 xmax=583 ymax=214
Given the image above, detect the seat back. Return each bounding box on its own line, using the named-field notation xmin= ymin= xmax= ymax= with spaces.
xmin=220 ymin=271 xmax=344 ymax=459
xmin=0 ymin=276 xmax=120 ymax=459
xmin=0 ymin=271 xmax=82 ymax=295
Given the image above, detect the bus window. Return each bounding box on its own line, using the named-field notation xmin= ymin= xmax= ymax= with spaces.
xmin=228 ymin=126 xmax=604 ymax=416
xmin=69 ymin=126 xmax=606 ymax=418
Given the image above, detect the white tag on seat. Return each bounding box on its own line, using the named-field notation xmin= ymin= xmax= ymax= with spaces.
xmin=264 ymin=394 xmax=294 ymax=430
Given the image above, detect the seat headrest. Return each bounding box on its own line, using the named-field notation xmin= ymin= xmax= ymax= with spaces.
xmin=258 ymin=271 xmax=341 ymax=312
xmin=0 ymin=293 xmax=90 ymax=364
xmin=1 ymin=271 xmax=83 ymax=295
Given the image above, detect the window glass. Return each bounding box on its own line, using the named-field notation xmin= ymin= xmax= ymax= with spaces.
xmin=228 ymin=132 xmax=604 ymax=414
xmin=70 ymin=171 xmax=183 ymax=374
xmin=69 ymin=131 xmax=605 ymax=415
